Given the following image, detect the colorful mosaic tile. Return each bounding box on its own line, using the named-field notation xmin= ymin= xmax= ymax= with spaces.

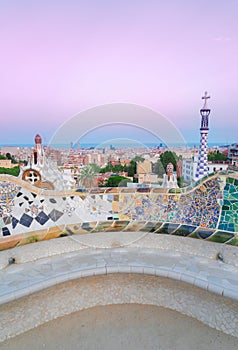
xmin=105 ymin=220 xmax=130 ymax=232
xmin=0 ymin=175 xmax=238 ymax=247
xmin=218 ymin=177 xmax=238 ymax=232
xmin=172 ymin=225 xmax=197 ymax=237
xmin=207 ymin=231 xmax=234 ymax=243
xmin=194 ymin=228 xmax=214 ymax=239
xmin=80 ymin=222 xmax=97 ymax=232
xmin=92 ymin=221 xmax=113 ymax=232
xmin=123 ymin=221 xmax=147 ymax=232
xmin=156 ymin=223 xmax=180 ymax=234
xmin=139 ymin=221 xmax=163 ymax=232
xmin=227 ymin=236 xmax=238 ymax=246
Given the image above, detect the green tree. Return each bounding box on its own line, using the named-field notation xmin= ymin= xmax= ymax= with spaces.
xmin=100 ymin=156 xmax=145 ymax=178
xmin=132 ymin=156 xmax=145 ymax=163
xmin=208 ymin=151 xmax=227 ymax=162
xmin=177 ymin=176 xmax=184 ymax=188
xmin=160 ymin=151 xmax=179 ymax=170
xmin=78 ymin=164 xmax=100 ymax=188
xmin=127 ymin=156 xmax=145 ymax=177
xmin=0 ymin=166 xmax=20 ymax=177
xmin=6 ymin=153 xmax=11 ymax=160
xmin=105 ymin=175 xmax=132 ymax=187
xmin=153 ymin=160 xmax=165 ymax=177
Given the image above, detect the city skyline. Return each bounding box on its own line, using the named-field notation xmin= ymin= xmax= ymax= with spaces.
xmin=0 ymin=0 xmax=238 ymax=144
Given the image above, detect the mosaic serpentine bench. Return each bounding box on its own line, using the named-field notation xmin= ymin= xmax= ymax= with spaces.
xmin=0 ymin=172 xmax=238 ymax=250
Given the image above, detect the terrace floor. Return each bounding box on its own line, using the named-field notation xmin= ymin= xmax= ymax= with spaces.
xmin=0 ymin=232 xmax=238 ymax=342
xmin=1 ymin=304 xmax=237 ymax=350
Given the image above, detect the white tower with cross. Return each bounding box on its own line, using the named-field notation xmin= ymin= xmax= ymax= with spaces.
xmin=195 ymin=91 xmax=211 ymax=180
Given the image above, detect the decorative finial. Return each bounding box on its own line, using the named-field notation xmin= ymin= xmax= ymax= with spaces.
xmin=35 ymin=134 xmax=42 ymax=144
xmin=201 ymin=91 xmax=210 ymax=109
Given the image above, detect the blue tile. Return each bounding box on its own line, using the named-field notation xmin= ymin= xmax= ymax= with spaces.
xmin=35 ymin=211 xmax=49 ymax=225
xmin=2 ymin=227 xmax=11 ymax=236
xmin=11 ymin=217 xmax=19 ymax=229
xmin=20 ymin=213 xmax=33 ymax=227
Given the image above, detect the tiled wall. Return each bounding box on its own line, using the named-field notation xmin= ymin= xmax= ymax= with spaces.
xmin=0 ymin=174 xmax=238 ymax=249
xmin=218 ymin=177 xmax=238 ymax=232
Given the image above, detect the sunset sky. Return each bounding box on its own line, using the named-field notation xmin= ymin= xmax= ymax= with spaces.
xmin=0 ymin=0 xmax=237 ymax=145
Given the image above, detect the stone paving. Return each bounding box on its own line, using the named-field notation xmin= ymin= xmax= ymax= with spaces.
xmin=1 ymin=234 xmax=238 ymax=305
xmin=0 ymin=232 xmax=238 ymax=341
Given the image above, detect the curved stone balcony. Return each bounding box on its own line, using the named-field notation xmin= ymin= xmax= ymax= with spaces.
xmin=0 ymin=173 xmax=238 ymax=342
xmin=0 ymin=232 xmax=238 ymax=342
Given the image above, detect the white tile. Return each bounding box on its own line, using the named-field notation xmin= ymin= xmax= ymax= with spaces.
xmin=180 ymin=273 xmax=195 ymax=285
xmin=143 ymin=267 xmax=156 ymax=275
xmin=194 ymin=278 xmax=208 ymax=291
xmin=207 ymin=283 xmax=224 ymax=296
xmin=155 ymin=268 xmax=169 ymax=278
xmin=222 ymin=288 xmax=238 ymax=301
xmin=130 ymin=266 xmax=144 ymax=274
xmin=0 ymin=293 xmax=15 ymax=305
xmin=106 ymin=266 xmax=119 ymax=274
xmin=168 ymin=270 xmax=181 ymax=281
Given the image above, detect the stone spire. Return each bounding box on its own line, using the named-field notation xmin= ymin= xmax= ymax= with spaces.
xmin=195 ymin=92 xmax=211 ymax=180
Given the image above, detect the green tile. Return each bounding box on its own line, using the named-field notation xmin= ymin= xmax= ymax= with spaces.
xmin=80 ymin=222 xmax=98 ymax=232
xmin=92 ymin=221 xmax=112 ymax=232
xmin=227 ymin=236 xmax=238 ymax=246
xmin=172 ymin=225 xmax=196 ymax=237
xmin=222 ymin=205 xmax=229 ymax=211
xmin=123 ymin=221 xmax=147 ymax=232
xmin=207 ymin=231 xmax=234 ymax=243
xmin=188 ymin=231 xmax=202 ymax=239
xmin=228 ymin=177 xmax=235 ymax=184
xmin=140 ymin=221 xmax=163 ymax=232
xmin=156 ymin=223 xmax=179 ymax=234
xmin=168 ymin=188 xmax=181 ymax=194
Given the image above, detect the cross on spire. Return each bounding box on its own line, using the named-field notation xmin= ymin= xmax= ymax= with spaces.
xmin=201 ymin=91 xmax=210 ymax=109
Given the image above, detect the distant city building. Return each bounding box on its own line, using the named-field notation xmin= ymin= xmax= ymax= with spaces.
xmin=228 ymin=143 xmax=238 ymax=167
xmin=176 ymin=159 xmax=183 ymax=178
xmin=136 ymin=159 xmax=159 ymax=185
xmin=137 ymin=160 xmax=152 ymax=174
xmin=182 ymin=157 xmax=198 ymax=182
xmin=0 ymin=159 xmax=17 ymax=169
xmin=86 ymin=153 xmax=105 ymax=166
xmin=138 ymin=173 xmax=159 ymax=184
xmin=0 ymin=146 xmax=31 ymax=161
xmin=0 ymin=146 xmax=21 ymax=157
xmin=183 ymin=155 xmax=229 ymax=182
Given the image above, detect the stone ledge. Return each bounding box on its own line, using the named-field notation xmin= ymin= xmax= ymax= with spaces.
xmin=0 ymin=245 xmax=238 ymax=307
xmin=1 ymin=232 xmax=238 ymax=271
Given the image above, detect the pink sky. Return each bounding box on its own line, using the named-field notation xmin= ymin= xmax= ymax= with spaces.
xmin=0 ymin=0 xmax=237 ymax=144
